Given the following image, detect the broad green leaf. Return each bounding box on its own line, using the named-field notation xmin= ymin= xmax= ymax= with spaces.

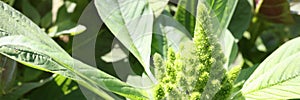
xmin=22 ymin=0 xmax=41 ymax=24
xmin=220 ymin=30 xmax=238 ymax=70
xmin=206 ymin=0 xmax=238 ymax=31
xmin=228 ymin=0 xmax=253 ymax=39
xmin=152 ymin=15 xmax=192 ymax=58
xmin=206 ymin=0 xmax=227 ymax=20
xmin=22 ymin=67 xmax=44 ymax=82
xmin=126 ymin=73 xmax=153 ymax=88
xmin=256 ymin=0 xmax=294 ymax=24
xmin=0 ymin=1 xmax=147 ymax=99
xmin=25 ymin=0 xmax=51 ymax=17
xmin=94 ymin=0 xmax=155 ymax=82
xmin=149 ymin=0 xmax=169 ymax=17
xmin=40 ymin=12 xmax=52 ymax=28
xmin=56 ymin=4 xmax=71 ymax=23
xmin=235 ymin=64 xmax=258 ymax=84
xmin=126 ymin=73 xmax=154 ymax=99
xmin=241 ymin=37 xmax=300 ymax=99
xmin=174 ymin=0 xmax=198 ymax=35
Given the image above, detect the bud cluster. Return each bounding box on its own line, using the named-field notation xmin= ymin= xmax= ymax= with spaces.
xmin=152 ymin=3 xmax=241 ymax=100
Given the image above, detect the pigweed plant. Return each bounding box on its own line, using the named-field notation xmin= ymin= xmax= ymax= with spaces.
xmin=1 ymin=0 xmax=300 ymax=100
xmin=152 ymin=3 xmax=238 ymax=99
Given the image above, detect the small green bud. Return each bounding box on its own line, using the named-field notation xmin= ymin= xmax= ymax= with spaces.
xmin=174 ymin=53 xmax=182 ymax=71
xmin=167 ymin=48 xmax=176 ymax=62
xmin=166 ymin=61 xmax=177 ymax=83
xmin=213 ymin=78 xmax=232 ymax=100
xmin=227 ymin=65 xmax=242 ymax=83
xmin=153 ymin=83 xmax=165 ymax=100
xmin=213 ymin=66 xmax=242 ymax=100
xmin=195 ymin=71 xmax=209 ymax=92
xmin=152 ymin=2 xmax=229 ymax=100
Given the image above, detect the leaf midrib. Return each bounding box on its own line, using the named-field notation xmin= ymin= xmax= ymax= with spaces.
xmin=245 ymin=72 xmax=300 ymax=95
xmin=243 ymin=53 xmax=300 ymax=95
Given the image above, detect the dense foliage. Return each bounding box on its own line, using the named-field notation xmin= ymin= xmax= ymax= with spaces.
xmin=0 ymin=0 xmax=300 ymax=100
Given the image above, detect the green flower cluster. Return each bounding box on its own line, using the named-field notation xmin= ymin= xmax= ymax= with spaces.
xmin=152 ymin=2 xmax=241 ymax=100
xmin=153 ymin=49 xmax=185 ymax=100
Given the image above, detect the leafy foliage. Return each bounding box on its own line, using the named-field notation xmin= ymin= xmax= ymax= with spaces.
xmin=94 ymin=0 xmax=155 ymax=82
xmin=0 ymin=1 xmax=147 ymax=99
xmin=0 ymin=0 xmax=300 ymax=99
xmin=241 ymin=37 xmax=300 ymax=99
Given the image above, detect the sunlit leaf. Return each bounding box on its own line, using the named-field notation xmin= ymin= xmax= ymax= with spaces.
xmin=206 ymin=0 xmax=238 ymax=33
xmin=94 ymin=0 xmax=155 ymax=82
xmin=149 ymin=0 xmax=169 ymax=17
xmin=152 ymin=14 xmax=192 ymax=58
xmin=175 ymin=0 xmax=198 ymax=35
xmin=241 ymin=37 xmax=300 ymax=99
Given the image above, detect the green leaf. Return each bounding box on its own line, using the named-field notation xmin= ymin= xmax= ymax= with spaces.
xmin=22 ymin=67 xmax=44 ymax=82
xmin=149 ymin=0 xmax=169 ymax=17
xmin=21 ymin=0 xmax=41 ymax=24
xmin=40 ymin=12 xmax=52 ymax=28
xmin=126 ymin=73 xmax=154 ymax=88
xmin=228 ymin=0 xmax=253 ymax=39
xmin=235 ymin=64 xmax=258 ymax=84
xmin=152 ymin=15 xmax=192 ymax=58
xmin=174 ymin=0 xmax=198 ymax=35
xmin=56 ymin=4 xmax=71 ymax=23
xmin=241 ymin=37 xmax=300 ymax=99
xmin=94 ymin=0 xmax=155 ymax=82
xmin=220 ymin=30 xmax=238 ymax=70
xmin=206 ymin=0 xmax=227 ymax=20
xmin=206 ymin=0 xmax=238 ymax=35
xmin=0 ymin=1 xmax=147 ymax=99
